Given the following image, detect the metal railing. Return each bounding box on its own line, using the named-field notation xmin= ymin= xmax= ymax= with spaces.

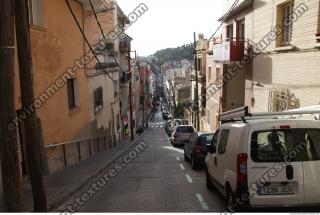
xmin=45 ymin=135 xmax=112 ymax=168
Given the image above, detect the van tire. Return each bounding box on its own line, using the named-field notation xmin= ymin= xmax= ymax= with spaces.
xmin=226 ymin=187 xmax=237 ymax=212
xmin=206 ymin=168 xmax=214 ymax=190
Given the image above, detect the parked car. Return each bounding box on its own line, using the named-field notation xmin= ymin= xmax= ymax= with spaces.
xmin=205 ymin=106 xmax=320 ymax=212
xmin=167 ymin=119 xmax=183 ymax=136
xmin=165 ymin=120 xmax=172 ymax=134
xmin=162 ymin=112 xmax=169 ymax=120
xmin=171 ymin=125 xmax=195 ymax=147
xmin=184 ymin=132 xmax=214 ymax=170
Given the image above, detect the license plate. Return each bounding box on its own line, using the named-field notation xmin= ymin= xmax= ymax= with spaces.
xmin=257 ymin=184 xmax=296 ymax=195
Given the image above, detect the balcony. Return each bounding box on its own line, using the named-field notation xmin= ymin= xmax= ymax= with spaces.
xmin=119 ymin=38 xmax=131 ymax=52
xmin=213 ymin=39 xmax=245 ymax=63
xmin=120 ymin=70 xmax=132 ymax=84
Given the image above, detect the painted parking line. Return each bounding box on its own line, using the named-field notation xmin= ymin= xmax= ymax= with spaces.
xmin=176 ymin=156 xmax=180 ymax=161
xmin=179 ymin=164 xmax=185 ymax=170
xmin=196 ymin=193 xmax=209 ymax=211
xmin=185 ymin=174 xmax=193 ymax=183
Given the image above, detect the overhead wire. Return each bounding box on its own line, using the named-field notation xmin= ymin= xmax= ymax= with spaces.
xmin=65 ymin=0 xmax=117 ymax=83
xmin=196 ymin=0 xmax=240 ymax=52
xmin=88 ymin=0 xmax=134 ymax=86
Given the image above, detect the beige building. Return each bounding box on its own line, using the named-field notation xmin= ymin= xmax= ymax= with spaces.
xmin=250 ymin=0 xmax=320 ymax=112
xmin=210 ymin=0 xmax=320 ymax=121
xmin=82 ymin=0 xmax=128 ymax=147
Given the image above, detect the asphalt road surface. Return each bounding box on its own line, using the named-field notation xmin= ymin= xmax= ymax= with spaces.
xmin=59 ymin=107 xmax=225 ymax=212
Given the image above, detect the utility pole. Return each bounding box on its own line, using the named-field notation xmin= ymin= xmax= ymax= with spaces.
xmin=0 ymin=0 xmax=22 ymax=211
xmin=193 ymin=32 xmax=200 ymax=131
xmin=14 ymin=0 xmax=47 ymax=211
xmin=128 ymin=50 xmax=134 ymax=141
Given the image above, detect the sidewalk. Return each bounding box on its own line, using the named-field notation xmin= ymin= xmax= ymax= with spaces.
xmin=0 ymin=130 xmax=148 ymax=212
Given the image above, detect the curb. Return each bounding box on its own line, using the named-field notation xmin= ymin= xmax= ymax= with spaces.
xmin=49 ymin=129 xmax=150 ymax=211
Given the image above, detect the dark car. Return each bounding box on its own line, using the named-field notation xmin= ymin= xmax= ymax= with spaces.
xmin=184 ymin=132 xmax=214 ymax=170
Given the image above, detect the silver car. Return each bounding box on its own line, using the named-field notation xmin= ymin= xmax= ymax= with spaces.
xmin=171 ymin=125 xmax=195 ymax=147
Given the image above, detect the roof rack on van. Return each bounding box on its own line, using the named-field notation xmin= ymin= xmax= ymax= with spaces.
xmin=219 ymin=106 xmax=320 ymax=123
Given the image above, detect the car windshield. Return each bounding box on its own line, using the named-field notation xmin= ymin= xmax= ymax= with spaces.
xmin=251 ymin=129 xmax=320 ymax=162
xmin=199 ymin=134 xmax=214 ymax=145
xmin=176 ymin=126 xmax=194 ymax=133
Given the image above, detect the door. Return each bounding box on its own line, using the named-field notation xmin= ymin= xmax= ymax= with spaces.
xmin=215 ymin=129 xmax=230 ymax=187
xmin=207 ymin=130 xmax=220 ymax=186
xmin=248 ymin=122 xmax=304 ymax=206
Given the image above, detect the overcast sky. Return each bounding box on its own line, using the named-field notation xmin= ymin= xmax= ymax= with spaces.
xmin=116 ymin=0 xmax=225 ymax=56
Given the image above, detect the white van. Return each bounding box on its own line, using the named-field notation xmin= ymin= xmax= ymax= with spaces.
xmin=205 ymin=106 xmax=320 ymax=211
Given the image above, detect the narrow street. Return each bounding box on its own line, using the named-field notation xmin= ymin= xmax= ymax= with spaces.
xmin=61 ymin=106 xmax=225 ymax=212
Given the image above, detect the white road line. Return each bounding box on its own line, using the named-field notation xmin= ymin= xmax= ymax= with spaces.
xmin=179 ymin=164 xmax=185 ymax=170
xmin=196 ymin=194 xmax=209 ymax=211
xmin=185 ymin=174 xmax=193 ymax=183
xmin=176 ymin=156 xmax=180 ymax=161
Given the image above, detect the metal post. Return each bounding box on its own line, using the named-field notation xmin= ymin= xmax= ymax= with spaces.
xmin=97 ymin=138 xmax=100 ymax=152
xmin=128 ymin=51 xmax=134 ymax=141
xmin=78 ymin=141 xmax=81 ymax=161
xmin=89 ymin=139 xmax=92 ymax=157
xmin=62 ymin=145 xmax=67 ymax=167
xmin=194 ymin=32 xmax=200 ymax=131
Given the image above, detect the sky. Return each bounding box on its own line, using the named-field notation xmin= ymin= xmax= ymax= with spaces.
xmin=116 ymin=0 xmax=225 ymax=56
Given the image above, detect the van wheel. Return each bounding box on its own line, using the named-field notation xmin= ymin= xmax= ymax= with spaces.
xmin=191 ymin=156 xmax=198 ymax=170
xmin=226 ymin=187 xmax=237 ymax=212
xmin=206 ymin=168 xmax=214 ymax=190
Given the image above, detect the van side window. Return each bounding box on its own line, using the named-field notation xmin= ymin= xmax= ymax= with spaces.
xmin=251 ymin=129 xmax=320 ymax=162
xmin=218 ymin=130 xmax=230 ymax=155
xmin=211 ymin=130 xmax=220 ymax=153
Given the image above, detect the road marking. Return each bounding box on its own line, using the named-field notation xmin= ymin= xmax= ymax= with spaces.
xmin=180 ymin=164 xmax=185 ymax=170
xmin=196 ymin=193 xmax=209 ymax=211
xmin=176 ymin=156 xmax=180 ymax=161
xmin=185 ymin=174 xmax=193 ymax=183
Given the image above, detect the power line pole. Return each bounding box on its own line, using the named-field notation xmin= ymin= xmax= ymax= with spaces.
xmin=128 ymin=50 xmax=134 ymax=141
xmin=0 ymin=0 xmax=22 ymax=211
xmin=193 ymin=32 xmax=200 ymax=131
xmin=14 ymin=0 xmax=47 ymax=211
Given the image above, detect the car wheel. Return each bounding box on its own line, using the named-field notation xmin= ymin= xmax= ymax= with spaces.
xmin=226 ymin=187 xmax=237 ymax=212
xmin=206 ymin=168 xmax=214 ymax=190
xmin=191 ymin=156 xmax=198 ymax=170
xmin=184 ymin=149 xmax=189 ymax=161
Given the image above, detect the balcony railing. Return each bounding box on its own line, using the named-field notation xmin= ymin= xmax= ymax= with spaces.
xmin=213 ymin=39 xmax=245 ymax=62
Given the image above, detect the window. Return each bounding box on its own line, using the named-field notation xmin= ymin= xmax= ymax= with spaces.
xmin=113 ymin=81 xmax=119 ymax=98
xmin=218 ymin=129 xmax=230 ymax=154
xmin=216 ymin=67 xmax=221 ymax=81
xmin=67 ymin=78 xmax=79 ymax=109
xmin=176 ymin=126 xmax=195 ymax=133
xmin=237 ymin=19 xmax=245 ymax=41
xmin=277 ymin=1 xmax=294 ymax=47
xmin=211 ymin=130 xmax=220 ymax=153
xmin=226 ymin=24 xmax=233 ymax=41
xmin=94 ymin=87 xmax=103 ymax=113
xmin=199 ymin=134 xmax=214 ymax=145
xmin=251 ymin=129 xmax=320 ymax=163
xmin=208 ymin=67 xmax=212 ymax=82
xmin=28 ymin=0 xmax=43 ymax=27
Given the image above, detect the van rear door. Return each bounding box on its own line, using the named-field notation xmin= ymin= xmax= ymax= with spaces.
xmin=247 ymin=122 xmax=304 ymax=206
xmin=296 ymin=121 xmax=320 ymax=204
